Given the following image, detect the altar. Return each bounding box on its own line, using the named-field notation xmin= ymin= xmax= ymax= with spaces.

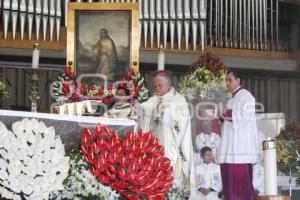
xmin=0 ymin=109 xmax=136 ymax=150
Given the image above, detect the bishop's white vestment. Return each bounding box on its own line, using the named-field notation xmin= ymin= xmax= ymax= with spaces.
xmin=138 ymin=88 xmax=196 ymax=191
xmin=217 ymin=88 xmax=259 ymax=164
xmin=194 ymin=163 xmax=222 ymax=200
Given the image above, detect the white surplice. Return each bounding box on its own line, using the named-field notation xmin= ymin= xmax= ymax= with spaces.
xmin=257 ymin=129 xmax=266 ymax=162
xmin=194 ymin=162 xmax=222 ymax=200
xmin=138 ymin=87 xmax=196 ymax=191
xmin=217 ymin=88 xmax=259 ymax=164
xmin=253 ymin=163 xmax=264 ymax=195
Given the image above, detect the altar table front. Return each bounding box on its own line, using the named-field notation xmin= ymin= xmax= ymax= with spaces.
xmin=0 ymin=109 xmax=136 ymax=150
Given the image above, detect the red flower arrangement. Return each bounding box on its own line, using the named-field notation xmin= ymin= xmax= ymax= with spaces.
xmin=80 ymin=125 xmax=173 ymax=200
xmin=277 ymin=123 xmax=300 ymax=141
xmin=190 ymin=52 xmax=227 ymax=76
xmin=52 ymin=67 xmax=149 ymax=108
xmin=121 ymin=68 xmax=149 ymax=103
xmin=63 ymin=65 xmax=76 ymax=80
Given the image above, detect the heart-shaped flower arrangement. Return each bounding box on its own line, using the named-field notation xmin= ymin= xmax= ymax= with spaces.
xmin=81 ymin=125 xmax=174 ymax=200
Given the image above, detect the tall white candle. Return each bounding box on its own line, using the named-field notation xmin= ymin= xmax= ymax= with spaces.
xmin=66 ymin=103 xmax=75 ymax=116
xmin=157 ymin=46 xmax=165 ymax=71
xmin=263 ymin=137 xmax=278 ymax=195
xmin=32 ymin=43 xmax=40 ymax=69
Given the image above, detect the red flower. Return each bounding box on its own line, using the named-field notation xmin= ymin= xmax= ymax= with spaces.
xmin=57 ymin=67 xmax=148 ymax=104
xmin=189 ymin=52 xmax=227 ymax=76
xmin=69 ymin=93 xmax=81 ymax=102
xmin=81 ymin=126 xmax=173 ymax=200
xmin=124 ymin=68 xmax=137 ymax=81
xmin=62 ymin=83 xmax=70 ymax=96
xmin=277 ymin=123 xmax=300 ymax=141
xmin=102 ymin=96 xmax=115 ymax=105
xmin=80 ymin=84 xmax=87 ymax=95
xmin=64 ymin=65 xmax=76 ymax=79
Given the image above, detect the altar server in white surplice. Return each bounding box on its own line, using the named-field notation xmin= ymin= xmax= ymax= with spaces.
xmin=195 ymin=120 xmax=220 ymax=161
xmin=138 ymin=71 xmax=195 ymax=192
xmin=217 ymin=69 xmax=259 ymax=200
xmin=195 ymin=147 xmax=222 ymax=200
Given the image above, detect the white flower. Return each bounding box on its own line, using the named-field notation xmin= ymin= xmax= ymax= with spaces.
xmin=179 ymin=65 xmax=228 ymax=101
xmin=0 ymin=118 xmax=69 ymax=200
xmin=59 ymin=150 xmax=120 ymax=200
xmin=185 ymin=88 xmax=195 ymax=101
xmin=199 ymin=90 xmax=207 ymax=99
xmin=167 ymin=187 xmax=185 ymax=200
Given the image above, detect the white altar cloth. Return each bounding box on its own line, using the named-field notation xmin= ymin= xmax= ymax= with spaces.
xmin=0 ymin=109 xmax=136 ymax=150
xmin=0 ymin=109 xmax=136 ymax=127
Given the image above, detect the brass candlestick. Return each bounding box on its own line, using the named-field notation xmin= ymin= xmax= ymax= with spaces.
xmin=28 ymin=69 xmax=40 ymax=112
xmin=29 ymin=43 xmax=40 ymax=112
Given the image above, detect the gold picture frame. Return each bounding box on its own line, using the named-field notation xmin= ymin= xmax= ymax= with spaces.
xmin=67 ymin=3 xmax=139 ymax=81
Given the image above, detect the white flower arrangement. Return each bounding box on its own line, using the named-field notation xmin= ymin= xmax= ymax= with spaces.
xmin=57 ymin=149 xmax=120 ymax=200
xmin=166 ymin=187 xmax=186 ymax=200
xmin=0 ymin=118 xmax=69 ymax=200
xmin=0 ymin=118 xmax=186 ymax=200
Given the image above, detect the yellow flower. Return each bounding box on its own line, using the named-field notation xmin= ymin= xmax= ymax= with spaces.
xmin=204 ymin=69 xmax=210 ymax=75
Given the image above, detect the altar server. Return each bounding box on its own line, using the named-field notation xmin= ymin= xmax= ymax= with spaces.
xmin=104 ymin=86 xmax=132 ymax=118
xmin=217 ymin=69 xmax=259 ymax=200
xmin=195 ymin=146 xmax=222 ymax=200
xmin=138 ymin=71 xmax=195 ymax=192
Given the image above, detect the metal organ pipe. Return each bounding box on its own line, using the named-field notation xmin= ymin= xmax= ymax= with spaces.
xmin=20 ymin=0 xmax=27 ymax=40
xmin=0 ymin=0 xmax=282 ymax=52
xmin=169 ymin=0 xmax=175 ymax=49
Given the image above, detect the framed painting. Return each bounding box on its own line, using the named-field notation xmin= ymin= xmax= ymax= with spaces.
xmin=67 ymin=3 xmax=139 ymax=82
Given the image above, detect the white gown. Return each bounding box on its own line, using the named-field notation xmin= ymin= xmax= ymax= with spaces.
xmin=217 ymin=88 xmax=259 ymax=164
xmin=253 ymin=163 xmax=264 ymax=195
xmin=193 ymin=163 xmax=222 ymax=200
xmin=138 ymin=88 xmax=196 ymax=191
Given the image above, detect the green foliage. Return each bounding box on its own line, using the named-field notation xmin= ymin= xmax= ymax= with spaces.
xmin=0 ymin=80 xmax=8 ymax=98
xmin=276 ymin=123 xmax=300 ymax=185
